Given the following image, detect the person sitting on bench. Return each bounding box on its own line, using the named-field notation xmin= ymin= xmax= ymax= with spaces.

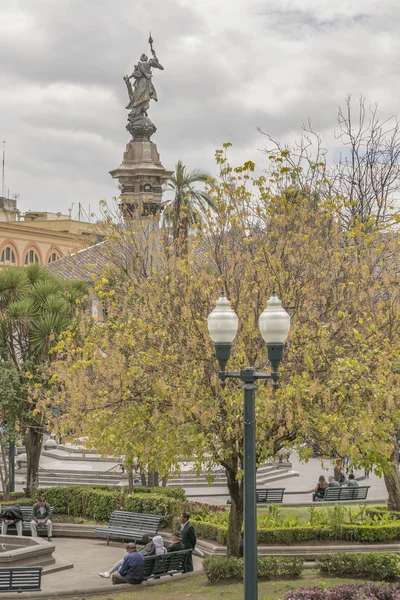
xmin=99 ymin=542 xmax=144 ymax=584
xmin=167 ymin=531 xmax=185 ymax=553
xmin=30 ymin=496 xmax=52 ymax=541
xmin=0 ymin=505 xmax=23 ymax=536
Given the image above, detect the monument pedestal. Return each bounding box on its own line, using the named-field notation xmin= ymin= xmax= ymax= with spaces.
xmin=110 ymin=140 xmax=173 ymax=220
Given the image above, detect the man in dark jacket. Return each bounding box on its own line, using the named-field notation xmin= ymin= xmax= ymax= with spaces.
xmin=180 ymin=512 xmax=196 ymax=572
xmin=30 ymin=496 xmax=52 ymax=541
xmin=112 ymin=542 xmax=144 ymax=585
xmin=167 ymin=531 xmax=185 ymax=553
xmin=0 ymin=505 xmax=23 ymax=536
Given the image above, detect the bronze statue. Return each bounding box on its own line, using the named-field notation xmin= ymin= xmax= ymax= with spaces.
xmin=124 ymin=34 xmax=164 ymax=141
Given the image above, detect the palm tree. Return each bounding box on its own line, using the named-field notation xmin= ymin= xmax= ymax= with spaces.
xmin=0 ymin=264 xmax=87 ymax=496
xmin=163 ymin=160 xmax=213 ymax=253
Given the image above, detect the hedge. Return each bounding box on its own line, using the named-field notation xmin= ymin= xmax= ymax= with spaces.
xmin=123 ymin=486 xmax=186 ymax=501
xmin=203 ymin=556 xmax=304 ymax=583
xmin=125 ymin=494 xmax=181 ymax=526
xmin=193 ymin=522 xmax=400 ymax=545
xmin=316 ymin=552 xmax=400 ymax=581
xmin=283 ymin=583 xmax=400 ymax=600
xmin=0 ymin=486 xmax=182 ymax=525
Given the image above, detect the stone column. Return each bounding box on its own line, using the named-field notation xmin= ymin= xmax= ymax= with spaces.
xmin=110 ymin=140 xmax=173 ymax=266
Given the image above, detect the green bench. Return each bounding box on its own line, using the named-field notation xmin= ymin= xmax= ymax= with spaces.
xmin=94 ymin=511 xmax=161 ymax=545
xmin=5 ymin=507 xmax=53 ymax=536
xmin=144 ymin=550 xmax=192 ymax=580
xmin=256 ymin=488 xmax=285 ymax=504
xmin=322 ymin=486 xmax=370 ymax=502
xmin=0 ymin=567 xmax=42 ymax=593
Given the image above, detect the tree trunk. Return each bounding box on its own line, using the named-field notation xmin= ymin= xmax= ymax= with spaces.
xmin=25 ymin=428 xmax=43 ymax=498
xmin=127 ymin=467 xmax=134 ymax=494
xmin=384 ymin=437 xmax=400 ymax=511
xmin=0 ymin=440 xmax=9 ymax=500
xmin=226 ymin=468 xmax=243 ymax=557
xmin=147 ymin=471 xmax=159 ymax=487
xmin=140 ymin=467 xmax=147 ymax=487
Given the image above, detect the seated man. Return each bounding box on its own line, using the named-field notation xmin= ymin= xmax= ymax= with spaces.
xmin=328 ymin=476 xmax=340 ymax=488
xmin=346 ymin=473 xmax=359 ymax=487
xmin=0 ymin=505 xmax=23 ymax=536
xmin=111 ymin=542 xmax=144 ymax=585
xmin=167 ymin=531 xmax=185 ymax=553
xmin=30 ymin=496 xmax=52 ymax=541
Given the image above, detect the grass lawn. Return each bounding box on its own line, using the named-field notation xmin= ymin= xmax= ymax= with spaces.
xmin=65 ymin=572 xmax=366 ymax=600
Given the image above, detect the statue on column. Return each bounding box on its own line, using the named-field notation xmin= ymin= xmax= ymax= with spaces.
xmin=124 ymin=34 xmax=164 ymax=141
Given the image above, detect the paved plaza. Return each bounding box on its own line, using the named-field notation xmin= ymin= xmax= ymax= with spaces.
xmin=4 ymin=537 xmax=202 ymax=599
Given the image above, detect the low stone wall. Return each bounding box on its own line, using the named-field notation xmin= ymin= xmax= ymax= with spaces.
xmin=0 ymin=535 xmax=55 ymax=567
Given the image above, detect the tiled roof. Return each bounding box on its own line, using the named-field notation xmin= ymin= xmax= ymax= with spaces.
xmin=44 ymin=241 xmax=112 ymax=281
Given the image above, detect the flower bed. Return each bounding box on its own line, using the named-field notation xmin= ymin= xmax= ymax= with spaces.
xmin=284 ymin=583 xmax=400 ymax=600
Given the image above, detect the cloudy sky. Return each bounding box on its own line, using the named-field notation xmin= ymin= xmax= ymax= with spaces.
xmin=1 ymin=0 xmax=399 ymax=217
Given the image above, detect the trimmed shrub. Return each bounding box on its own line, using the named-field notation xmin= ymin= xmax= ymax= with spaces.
xmin=36 ymin=486 xmax=85 ymax=515
xmin=192 ymin=521 xmax=400 ymax=545
xmin=126 ymin=486 xmax=186 ymax=501
xmin=82 ymin=489 xmax=120 ymax=522
xmin=203 ymin=556 xmax=304 ymax=583
xmin=187 ymin=521 xmax=228 ymax=545
xmin=124 ymin=494 xmax=181 ymax=527
xmin=283 ymin=583 xmax=400 ymax=600
xmin=316 ymin=552 xmax=400 ymax=581
xmin=1 ymin=498 xmax=40 ymax=507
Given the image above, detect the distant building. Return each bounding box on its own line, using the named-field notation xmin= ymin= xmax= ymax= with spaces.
xmin=0 ymin=198 xmax=99 ymax=268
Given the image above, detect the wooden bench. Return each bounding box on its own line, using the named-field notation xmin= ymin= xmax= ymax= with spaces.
xmin=5 ymin=507 xmax=54 ymax=536
xmin=256 ymin=488 xmax=285 ymax=504
xmin=94 ymin=511 xmax=161 ymax=545
xmin=0 ymin=567 xmax=42 ymax=593
xmin=322 ymin=486 xmax=370 ymax=502
xmin=144 ymin=550 xmax=192 ymax=580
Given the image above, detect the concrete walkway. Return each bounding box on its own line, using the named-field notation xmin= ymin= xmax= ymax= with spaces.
xmin=7 ymin=537 xmax=202 ymax=599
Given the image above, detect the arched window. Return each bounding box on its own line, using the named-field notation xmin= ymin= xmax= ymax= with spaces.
xmin=47 ymin=252 xmax=60 ymax=263
xmin=24 ymin=250 xmax=39 ymax=265
xmin=0 ymin=246 xmax=16 ymax=265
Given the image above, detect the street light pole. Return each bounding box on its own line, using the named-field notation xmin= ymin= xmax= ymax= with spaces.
xmin=208 ymin=292 xmax=290 ymax=600
xmin=243 ymin=373 xmax=257 ymax=600
xmin=8 ymin=442 xmax=15 ymax=493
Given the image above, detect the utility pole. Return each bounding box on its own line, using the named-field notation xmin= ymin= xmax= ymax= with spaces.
xmin=2 ymin=139 xmax=5 ymax=198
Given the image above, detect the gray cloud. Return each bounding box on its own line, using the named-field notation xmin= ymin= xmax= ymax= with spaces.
xmin=0 ymin=0 xmax=400 ymax=215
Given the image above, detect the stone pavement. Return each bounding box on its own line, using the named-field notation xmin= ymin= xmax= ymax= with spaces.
xmin=8 ymin=537 xmax=202 ymax=599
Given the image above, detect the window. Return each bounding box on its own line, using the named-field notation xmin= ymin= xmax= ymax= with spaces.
xmin=24 ymin=250 xmax=39 ymax=265
xmin=47 ymin=252 xmax=60 ymax=263
xmin=0 ymin=247 xmax=16 ymax=265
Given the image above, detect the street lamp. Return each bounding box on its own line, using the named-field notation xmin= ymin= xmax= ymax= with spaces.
xmin=208 ymin=290 xmax=290 ymax=600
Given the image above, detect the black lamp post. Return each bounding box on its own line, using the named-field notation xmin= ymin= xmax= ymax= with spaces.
xmin=207 ymin=291 xmax=290 ymax=600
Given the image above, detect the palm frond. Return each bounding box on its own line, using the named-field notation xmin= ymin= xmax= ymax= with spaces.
xmin=30 ymin=280 xmax=63 ymax=309
xmin=0 ymin=269 xmax=29 ymax=308
xmin=29 ymin=312 xmax=70 ymax=360
xmin=6 ymin=298 xmax=36 ymax=327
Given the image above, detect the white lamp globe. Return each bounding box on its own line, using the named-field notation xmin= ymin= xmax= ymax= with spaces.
xmin=258 ymin=292 xmax=290 ymax=344
xmin=207 ymin=292 xmax=239 ymax=343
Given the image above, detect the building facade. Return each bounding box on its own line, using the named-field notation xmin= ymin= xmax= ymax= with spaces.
xmin=0 ymin=199 xmax=98 ymax=268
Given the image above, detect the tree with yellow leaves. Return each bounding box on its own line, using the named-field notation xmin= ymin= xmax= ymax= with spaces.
xmin=48 ymin=147 xmax=400 ymax=555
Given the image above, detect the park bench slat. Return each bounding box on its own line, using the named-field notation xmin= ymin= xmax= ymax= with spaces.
xmin=0 ymin=567 xmax=42 ymax=593
xmin=256 ymin=488 xmax=285 ymax=504
xmin=323 ymin=486 xmax=370 ymax=502
xmin=95 ymin=510 xmax=161 ymax=544
xmin=143 ymin=550 xmax=191 ymax=579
